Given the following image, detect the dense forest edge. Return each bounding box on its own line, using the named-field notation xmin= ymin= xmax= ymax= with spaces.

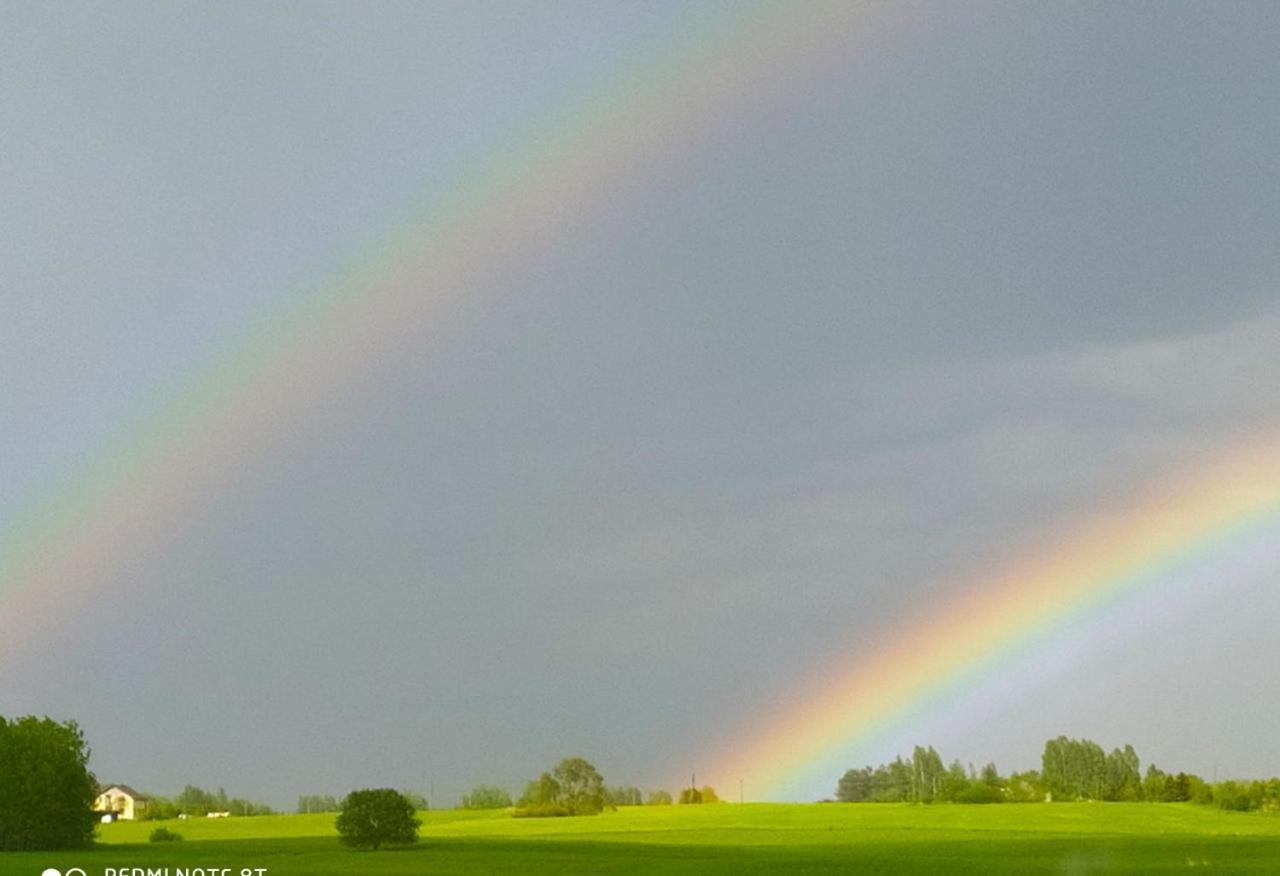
xmin=834 ymin=736 xmax=1279 ymax=812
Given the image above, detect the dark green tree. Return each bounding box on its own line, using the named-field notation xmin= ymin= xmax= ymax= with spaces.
xmin=335 ymin=789 xmax=420 ymax=850
xmin=1103 ymin=745 xmax=1142 ymax=801
xmin=837 ymin=767 xmax=874 ymax=802
xmin=1163 ymin=772 xmax=1192 ymax=802
xmin=885 ymin=757 xmax=913 ymax=802
xmin=939 ymin=759 xmax=970 ymax=803
xmin=0 ymin=716 xmax=97 ymax=850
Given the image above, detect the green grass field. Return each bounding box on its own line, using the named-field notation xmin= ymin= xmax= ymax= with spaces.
xmin=4 ymin=804 xmax=1279 ymax=875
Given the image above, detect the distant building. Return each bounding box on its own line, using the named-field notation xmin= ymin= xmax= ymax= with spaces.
xmin=93 ymin=785 xmax=149 ymax=821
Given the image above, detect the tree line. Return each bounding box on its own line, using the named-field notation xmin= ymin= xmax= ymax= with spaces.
xmin=836 ymin=736 xmax=1280 ymax=812
xmin=139 ymin=785 xmax=274 ymax=820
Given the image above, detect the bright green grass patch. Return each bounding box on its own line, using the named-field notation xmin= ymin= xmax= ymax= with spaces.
xmin=3 ymin=804 xmax=1278 ymax=875
xmin=94 ymin=808 xmax=509 ymax=843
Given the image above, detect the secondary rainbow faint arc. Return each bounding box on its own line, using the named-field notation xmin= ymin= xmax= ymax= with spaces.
xmin=713 ymin=445 xmax=1280 ymax=800
xmin=0 ymin=3 xmax=910 ymax=669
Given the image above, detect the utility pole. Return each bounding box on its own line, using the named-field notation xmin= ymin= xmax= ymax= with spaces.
xmin=739 ymin=778 xmax=744 ymax=805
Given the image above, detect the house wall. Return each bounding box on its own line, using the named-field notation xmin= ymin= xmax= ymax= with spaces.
xmin=94 ymin=789 xmax=139 ymax=820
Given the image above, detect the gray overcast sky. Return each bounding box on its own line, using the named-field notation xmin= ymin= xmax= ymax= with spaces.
xmin=2 ymin=1 xmax=1279 ymax=805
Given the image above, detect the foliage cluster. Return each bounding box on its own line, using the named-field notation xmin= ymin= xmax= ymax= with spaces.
xmin=836 ymin=737 xmax=1280 ymax=811
xmin=462 ymin=785 xmax=512 ymax=810
xmin=0 ymin=716 xmax=97 ymax=850
xmin=140 ymin=784 xmax=273 ymax=820
xmin=148 ymin=827 xmax=183 ymax=842
xmin=604 ymin=785 xmax=644 ymax=807
xmin=516 ymin=757 xmax=606 ymax=817
xmin=679 ymin=786 xmax=721 ymax=804
xmin=1204 ymin=778 xmax=1280 ymax=812
xmin=837 ymin=746 xmax=1007 ymax=804
xmin=335 ymin=788 xmax=420 ymax=849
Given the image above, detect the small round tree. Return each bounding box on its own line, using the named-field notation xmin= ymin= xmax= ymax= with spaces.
xmin=335 ymin=789 xmax=420 ymax=850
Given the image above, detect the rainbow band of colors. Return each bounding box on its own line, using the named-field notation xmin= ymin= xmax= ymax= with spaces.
xmin=712 ymin=447 xmax=1280 ymax=800
xmin=0 ymin=1 xmax=904 ymax=670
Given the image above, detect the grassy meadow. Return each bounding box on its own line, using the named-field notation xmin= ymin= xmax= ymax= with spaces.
xmin=4 ymin=803 xmax=1280 ymax=874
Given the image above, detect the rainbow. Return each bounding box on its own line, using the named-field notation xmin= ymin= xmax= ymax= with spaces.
xmin=0 ymin=3 xmax=916 ymax=672
xmin=712 ymin=443 xmax=1280 ymax=800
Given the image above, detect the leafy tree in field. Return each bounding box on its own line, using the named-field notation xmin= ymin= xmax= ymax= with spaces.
xmin=1103 ymin=746 xmax=1142 ymax=801
xmin=462 ymin=785 xmax=511 ymax=809
xmin=1042 ymin=737 xmax=1108 ymax=800
xmin=949 ymin=762 xmax=1009 ymax=803
xmin=1143 ymin=764 xmax=1168 ymax=801
xmin=837 ymin=767 xmax=874 ymax=802
xmin=1163 ymin=772 xmax=1192 ymax=802
xmin=336 ymin=789 xmax=420 ymax=850
xmin=0 ymin=716 xmax=97 ymax=850
xmin=553 ymin=758 xmax=606 ymax=815
xmin=678 ymin=786 xmax=703 ymax=804
xmin=886 ymin=757 xmax=913 ymax=801
xmin=908 ymin=747 xmax=946 ymax=802
xmin=647 ymin=790 xmax=673 ymax=805
xmin=939 ymin=759 xmax=970 ymax=803
xmin=516 ymin=758 xmax=606 ymax=817
xmin=1007 ymin=770 xmax=1046 ymax=803
xmin=699 ymin=786 xmax=721 ymax=804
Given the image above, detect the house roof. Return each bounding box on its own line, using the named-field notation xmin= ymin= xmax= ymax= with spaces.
xmin=97 ymin=784 xmax=149 ymax=801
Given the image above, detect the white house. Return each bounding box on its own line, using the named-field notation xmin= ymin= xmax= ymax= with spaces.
xmin=93 ymin=785 xmax=149 ymax=821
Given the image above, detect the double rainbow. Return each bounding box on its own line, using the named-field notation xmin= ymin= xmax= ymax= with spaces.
xmin=3 ymin=2 xmax=1273 ymax=807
